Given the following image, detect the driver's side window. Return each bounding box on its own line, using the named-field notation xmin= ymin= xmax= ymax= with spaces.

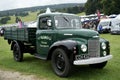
xmin=39 ymin=16 xmax=51 ymax=29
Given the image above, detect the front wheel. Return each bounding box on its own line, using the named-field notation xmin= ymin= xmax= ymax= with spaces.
xmin=51 ymin=48 xmax=71 ymax=77
xmin=89 ymin=61 xmax=107 ymax=69
xmin=13 ymin=43 xmax=23 ymax=62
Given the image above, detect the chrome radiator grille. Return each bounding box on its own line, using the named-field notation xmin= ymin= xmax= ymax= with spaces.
xmin=88 ymin=40 xmax=100 ymax=57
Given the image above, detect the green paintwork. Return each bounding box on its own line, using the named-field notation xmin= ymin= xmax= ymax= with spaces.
xmin=36 ymin=29 xmax=57 ymax=58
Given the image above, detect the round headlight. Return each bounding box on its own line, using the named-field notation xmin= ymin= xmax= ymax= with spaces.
xmin=81 ymin=44 xmax=87 ymax=52
xmin=103 ymin=51 xmax=107 ymax=56
xmin=101 ymin=42 xmax=106 ymax=50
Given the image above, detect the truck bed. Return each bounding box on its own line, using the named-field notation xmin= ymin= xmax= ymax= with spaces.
xmin=4 ymin=27 xmax=36 ymax=45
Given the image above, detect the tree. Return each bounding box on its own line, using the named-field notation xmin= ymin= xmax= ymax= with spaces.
xmin=101 ymin=0 xmax=120 ymax=15
xmin=57 ymin=6 xmax=84 ymax=14
xmin=85 ymin=0 xmax=120 ymax=15
xmin=85 ymin=0 xmax=102 ymax=15
xmin=15 ymin=12 xmax=29 ymax=17
xmin=0 ymin=16 xmax=11 ymax=24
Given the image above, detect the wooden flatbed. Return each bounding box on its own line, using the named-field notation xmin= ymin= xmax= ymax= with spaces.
xmin=4 ymin=27 xmax=36 ymax=45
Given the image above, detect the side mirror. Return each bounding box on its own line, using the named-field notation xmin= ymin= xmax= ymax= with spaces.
xmin=47 ymin=20 xmax=52 ymax=27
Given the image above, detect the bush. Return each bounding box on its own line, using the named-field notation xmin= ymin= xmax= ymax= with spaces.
xmin=0 ymin=16 xmax=11 ymax=24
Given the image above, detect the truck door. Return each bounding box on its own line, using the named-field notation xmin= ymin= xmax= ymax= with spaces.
xmin=36 ymin=16 xmax=54 ymax=59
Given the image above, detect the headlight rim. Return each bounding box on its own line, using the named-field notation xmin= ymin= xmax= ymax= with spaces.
xmin=81 ymin=44 xmax=87 ymax=52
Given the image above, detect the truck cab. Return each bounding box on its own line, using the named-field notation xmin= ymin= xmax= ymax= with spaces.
xmin=4 ymin=12 xmax=112 ymax=77
xmin=36 ymin=13 xmax=84 ymax=59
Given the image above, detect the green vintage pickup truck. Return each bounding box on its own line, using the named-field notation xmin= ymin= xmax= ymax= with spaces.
xmin=4 ymin=12 xmax=112 ymax=77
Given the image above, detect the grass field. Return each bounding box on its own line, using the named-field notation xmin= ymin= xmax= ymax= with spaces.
xmin=0 ymin=34 xmax=120 ymax=80
xmin=77 ymin=12 xmax=86 ymax=16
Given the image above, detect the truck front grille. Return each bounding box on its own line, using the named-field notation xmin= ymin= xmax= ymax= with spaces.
xmin=88 ymin=40 xmax=100 ymax=57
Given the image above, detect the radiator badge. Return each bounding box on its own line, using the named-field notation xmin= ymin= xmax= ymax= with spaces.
xmin=93 ymin=35 xmax=99 ymax=38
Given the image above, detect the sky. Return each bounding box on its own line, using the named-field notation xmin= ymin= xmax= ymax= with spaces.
xmin=0 ymin=0 xmax=87 ymax=11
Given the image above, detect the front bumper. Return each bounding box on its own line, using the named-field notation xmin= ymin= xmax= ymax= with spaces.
xmin=111 ymin=31 xmax=120 ymax=34
xmin=73 ymin=55 xmax=112 ymax=65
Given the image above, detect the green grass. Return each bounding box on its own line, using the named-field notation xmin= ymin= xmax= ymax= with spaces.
xmin=7 ymin=16 xmax=16 ymax=24
xmin=0 ymin=34 xmax=120 ymax=80
xmin=77 ymin=12 xmax=86 ymax=16
xmin=21 ymin=11 xmax=38 ymax=22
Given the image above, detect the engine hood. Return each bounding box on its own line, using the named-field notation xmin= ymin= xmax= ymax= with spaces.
xmin=57 ymin=29 xmax=99 ymax=40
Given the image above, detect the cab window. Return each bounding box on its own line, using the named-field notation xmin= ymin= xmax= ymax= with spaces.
xmin=39 ymin=16 xmax=51 ymax=29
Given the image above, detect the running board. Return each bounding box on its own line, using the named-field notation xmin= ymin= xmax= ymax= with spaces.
xmin=34 ymin=53 xmax=47 ymax=60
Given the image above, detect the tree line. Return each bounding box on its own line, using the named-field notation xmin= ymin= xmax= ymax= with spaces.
xmin=0 ymin=12 xmax=29 ymax=17
xmin=37 ymin=5 xmax=84 ymax=15
xmin=85 ymin=0 xmax=120 ymax=15
xmin=56 ymin=6 xmax=84 ymax=14
xmin=0 ymin=3 xmax=84 ymax=17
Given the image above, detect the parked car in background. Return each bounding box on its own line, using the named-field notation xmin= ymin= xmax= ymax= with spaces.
xmin=0 ymin=27 xmax=5 ymax=36
xmin=97 ymin=19 xmax=112 ymax=33
xmin=109 ymin=14 xmax=117 ymax=18
xmin=111 ymin=14 xmax=120 ymax=34
xmin=27 ymin=21 xmax=37 ymax=27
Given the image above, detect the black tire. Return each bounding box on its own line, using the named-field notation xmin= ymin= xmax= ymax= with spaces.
xmin=89 ymin=61 xmax=107 ymax=69
xmin=13 ymin=43 xmax=23 ymax=62
xmin=51 ymin=48 xmax=71 ymax=77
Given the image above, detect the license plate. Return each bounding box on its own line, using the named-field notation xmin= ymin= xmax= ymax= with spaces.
xmin=75 ymin=54 xmax=90 ymax=60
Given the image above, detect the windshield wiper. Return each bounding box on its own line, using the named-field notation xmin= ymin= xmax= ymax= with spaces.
xmin=63 ymin=16 xmax=69 ymax=22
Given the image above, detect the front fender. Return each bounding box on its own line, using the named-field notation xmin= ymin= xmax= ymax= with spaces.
xmin=50 ymin=40 xmax=77 ymax=50
xmin=47 ymin=40 xmax=77 ymax=60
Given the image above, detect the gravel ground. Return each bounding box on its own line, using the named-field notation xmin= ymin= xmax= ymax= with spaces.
xmin=0 ymin=69 xmax=46 ymax=80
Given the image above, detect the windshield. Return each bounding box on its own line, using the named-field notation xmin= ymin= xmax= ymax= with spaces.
xmin=54 ymin=15 xmax=82 ymax=29
xmin=100 ymin=22 xmax=110 ymax=26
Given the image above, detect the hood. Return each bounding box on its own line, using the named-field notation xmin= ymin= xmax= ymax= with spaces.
xmin=58 ymin=29 xmax=99 ymax=40
xmin=111 ymin=25 xmax=120 ymax=31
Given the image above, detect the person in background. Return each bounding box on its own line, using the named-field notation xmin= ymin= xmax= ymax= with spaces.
xmin=15 ymin=17 xmax=19 ymax=23
xmin=98 ymin=24 xmax=103 ymax=33
xmin=18 ymin=18 xmax=23 ymax=28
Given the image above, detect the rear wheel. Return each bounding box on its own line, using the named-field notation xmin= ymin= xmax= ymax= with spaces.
xmin=13 ymin=43 xmax=23 ymax=62
xmin=51 ymin=48 xmax=71 ymax=77
xmin=89 ymin=61 xmax=107 ymax=69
